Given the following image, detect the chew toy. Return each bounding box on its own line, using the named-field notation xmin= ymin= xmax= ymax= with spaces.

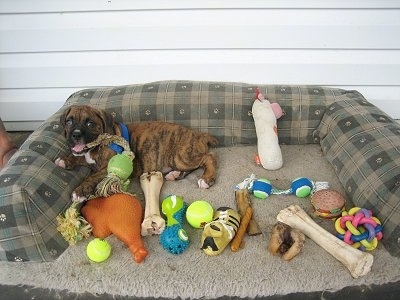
xmin=252 ymin=177 xmax=314 ymax=199
xmin=200 ymin=207 xmax=241 ymax=256
xmin=252 ymin=88 xmax=283 ymax=170
xmin=160 ymin=195 xmax=190 ymax=254
xmin=335 ymin=207 xmax=383 ymax=251
xmin=81 ymin=193 xmax=148 ymax=263
xmin=231 ymin=206 xmax=253 ymax=252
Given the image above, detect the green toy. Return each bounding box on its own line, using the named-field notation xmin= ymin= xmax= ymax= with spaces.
xmin=86 ymin=238 xmax=112 ymax=262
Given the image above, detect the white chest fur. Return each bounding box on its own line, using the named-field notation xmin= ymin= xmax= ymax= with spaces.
xmin=73 ymin=150 xmax=96 ymax=165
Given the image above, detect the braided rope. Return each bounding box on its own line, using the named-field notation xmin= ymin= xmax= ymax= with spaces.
xmin=86 ymin=133 xmax=135 ymax=160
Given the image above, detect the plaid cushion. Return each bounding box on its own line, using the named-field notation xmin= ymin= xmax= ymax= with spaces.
xmin=0 ymin=115 xmax=91 ymax=261
xmin=65 ymin=81 xmax=347 ymax=146
xmin=1 ymin=80 xmax=398 ymax=261
xmin=317 ymin=91 xmax=400 ymax=257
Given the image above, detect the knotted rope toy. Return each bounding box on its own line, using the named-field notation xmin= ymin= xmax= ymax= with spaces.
xmin=86 ymin=133 xmax=135 ymax=198
xmin=160 ymin=195 xmax=190 ymax=254
xmin=335 ymin=207 xmax=383 ymax=251
xmin=57 ymin=133 xmax=135 ymax=245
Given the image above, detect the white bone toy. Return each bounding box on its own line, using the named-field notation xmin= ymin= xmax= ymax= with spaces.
xmin=252 ymin=88 xmax=283 ymax=170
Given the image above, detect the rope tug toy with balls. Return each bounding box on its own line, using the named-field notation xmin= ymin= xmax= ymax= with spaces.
xmin=335 ymin=207 xmax=383 ymax=251
xmin=160 ymin=195 xmax=190 ymax=254
xmin=236 ymin=175 xmax=314 ymax=199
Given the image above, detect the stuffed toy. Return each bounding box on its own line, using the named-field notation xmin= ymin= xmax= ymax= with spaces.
xmin=200 ymin=207 xmax=241 ymax=256
xmin=252 ymin=88 xmax=283 ymax=170
xmin=81 ymin=193 xmax=148 ymax=263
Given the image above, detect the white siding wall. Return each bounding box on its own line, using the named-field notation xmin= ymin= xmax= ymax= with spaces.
xmin=1 ymin=0 xmax=399 ymax=130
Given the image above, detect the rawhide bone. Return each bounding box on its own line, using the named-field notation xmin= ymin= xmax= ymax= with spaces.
xmin=277 ymin=205 xmax=373 ymax=278
xmin=235 ymin=189 xmax=262 ymax=236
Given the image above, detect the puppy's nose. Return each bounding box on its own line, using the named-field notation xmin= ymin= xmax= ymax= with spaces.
xmin=72 ymin=130 xmax=82 ymax=140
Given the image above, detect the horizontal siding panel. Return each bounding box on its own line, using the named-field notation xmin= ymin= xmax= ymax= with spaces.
xmin=1 ymin=49 xmax=399 ymax=88
xmin=1 ymin=8 xmax=399 ymax=53
xmin=1 ymin=0 xmax=399 ymax=13
xmin=2 ymin=64 xmax=399 ymax=88
xmin=2 ymin=26 xmax=399 ymax=53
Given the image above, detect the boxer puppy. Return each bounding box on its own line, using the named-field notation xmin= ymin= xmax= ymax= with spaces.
xmin=55 ymin=105 xmax=218 ymax=202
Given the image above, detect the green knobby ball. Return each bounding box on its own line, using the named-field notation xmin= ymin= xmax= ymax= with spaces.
xmin=86 ymin=238 xmax=112 ymax=263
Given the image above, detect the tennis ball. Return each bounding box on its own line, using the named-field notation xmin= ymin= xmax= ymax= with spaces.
xmin=86 ymin=238 xmax=111 ymax=263
xmin=252 ymin=178 xmax=272 ymax=199
xmin=186 ymin=200 xmax=214 ymax=228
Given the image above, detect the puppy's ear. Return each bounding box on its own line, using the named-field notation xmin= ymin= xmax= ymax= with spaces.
xmin=60 ymin=107 xmax=71 ymax=128
xmin=98 ymin=109 xmax=116 ymax=133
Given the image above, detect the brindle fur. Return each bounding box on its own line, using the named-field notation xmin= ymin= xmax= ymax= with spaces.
xmin=127 ymin=121 xmax=218 ymax=186
xmin=56 ymin=105 xmax=218 ymax=201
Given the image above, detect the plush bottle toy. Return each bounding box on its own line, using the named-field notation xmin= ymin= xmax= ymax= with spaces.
xmin=252 ymin=88 xmax=283 ymax=170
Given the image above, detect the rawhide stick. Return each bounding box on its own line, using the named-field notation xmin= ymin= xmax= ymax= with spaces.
xmin=235 ymin=189 xmax=262 ymax=235
xmin=231 ymin=206 xmax=253 ymax=252
xmin=277 ymin=205 xmax=373 ymax=278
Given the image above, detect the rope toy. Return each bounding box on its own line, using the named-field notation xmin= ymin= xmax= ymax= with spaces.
xmin=236 ymin=175 xmax=314 ymax=199
xmin=56 ymin=202 xmax=92 ymax=245
xmin=85 ymin=133 xmax=135 ymax=198
xmin=160 ymin=195 xmax=190 ymax=254
xmin=335 ymin=207 xmax=383 ymax=251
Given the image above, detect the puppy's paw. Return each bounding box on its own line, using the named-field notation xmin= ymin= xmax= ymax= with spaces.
xmin=71 ymin=192 xmax=87 ymax=203
xmin=55 ymin=158 xmax=66 ymax=169
xmin=198 ymin=178 xmax=210 ymax=189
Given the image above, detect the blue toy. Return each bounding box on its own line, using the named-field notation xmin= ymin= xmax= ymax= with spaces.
xmin=252 ymin=177 xmax=314 ymax=199
xmin=160 ymin=195 xmax=189 ymax=254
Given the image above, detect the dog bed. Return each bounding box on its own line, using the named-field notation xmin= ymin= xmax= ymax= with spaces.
xmin=0 ymin=80 xmax=399 ymax=261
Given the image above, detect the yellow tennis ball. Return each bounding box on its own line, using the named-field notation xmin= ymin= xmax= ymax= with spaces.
xmin=186 ymin=200 xmax=214 ymax=228
xmin=86 ymin=238 xmax=111 ymax=262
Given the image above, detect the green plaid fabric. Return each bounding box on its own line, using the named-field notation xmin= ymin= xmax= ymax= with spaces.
xmin=65 ymin=81 xmax=346 ymax=145
xmin=317 ymin=91 xmax=400 ymax=257
xmin=1 ymin=80 xmax=398 ymax=261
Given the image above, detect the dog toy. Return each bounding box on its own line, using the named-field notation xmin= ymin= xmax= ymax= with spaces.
xmin=140 ymin=171 xmax=166 ymax=236
xmin=231 ymin=206 xmax=253 ymax=252
xmin=200 ymin=207 xmax=241 ymax=256
xmin=311 ymin=188 xmax=346 ymax=219
xmin=86 ymin=238 xmax=112 ymax=263
xmin=334 ymin=207 xmax=383 ymax=251
xmin=252 ymin=88 xmax=283 ymax=170
xmin=252 ymin=177 xmax=314 ymax=199
xmin=186 ymin=200 xmax=214 ymax=228
xmin=81 ymin=193 xmax=148 ymax=263
xmin=84 ymin=133 xmax=135 ymax=198
xmin=56 ymin=202 xmax=92 ymax=245
xmin=235 ymin=189 xmax=261 ymax=236
xmin=160 ymin=195 xmax=190 ymax=254
xmin=267 ymin=222 xmax=305 ymax=261
xmin=278 ymin=205 xmax=373 ymax=278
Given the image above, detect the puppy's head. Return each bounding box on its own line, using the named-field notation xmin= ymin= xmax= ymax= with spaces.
xmin=60 ymin=105 xmax=115 ymax=155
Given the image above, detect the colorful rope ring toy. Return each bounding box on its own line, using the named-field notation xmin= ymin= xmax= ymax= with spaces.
xmin=335 ymin=207 xmax=383 ymax=251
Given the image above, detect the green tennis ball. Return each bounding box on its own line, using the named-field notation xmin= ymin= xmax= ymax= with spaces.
xmin=107 ymin=154 xmax=133 ymax=180
xmin=86 ymin=238 xmax=111 ymax=263
xmin=186 ymin=200 xmax=214 ymax=228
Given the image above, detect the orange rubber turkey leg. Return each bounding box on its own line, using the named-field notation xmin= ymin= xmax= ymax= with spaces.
xmin=81 ymin=194 xmax=149 ymax=263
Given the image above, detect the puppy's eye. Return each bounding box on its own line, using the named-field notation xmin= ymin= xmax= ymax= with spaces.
xmin=86 ymin=120 xmax=95 ymax=128
xmin=65 ymin=119 xmax=73 ymax=127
